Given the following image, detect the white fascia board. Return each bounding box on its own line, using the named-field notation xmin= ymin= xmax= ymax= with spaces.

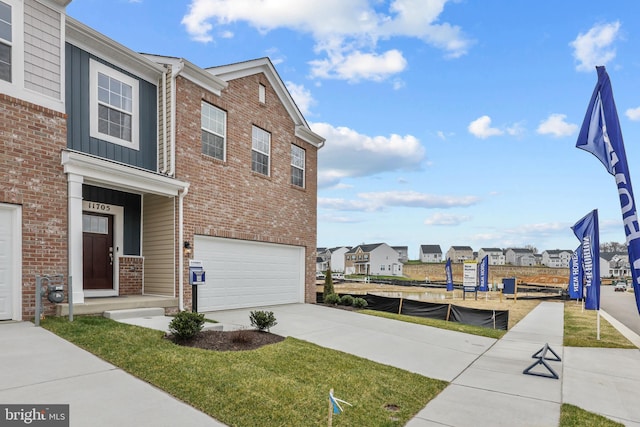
xmin=65 ymin=17 xmax=164 ymax=84
xmin=61 ymin=150 xmax=188 ymax=196
xmin=142 ymin=54 xmax=227 ymax=96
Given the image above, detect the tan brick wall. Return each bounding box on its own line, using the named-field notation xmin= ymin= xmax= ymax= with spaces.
xmin=173 ymin=74 xmax=318 ymax=308
xmin=0 ymin=94 xmax=68 ymax=319
xmin=119 ymin=256 xmax=143 ymax=295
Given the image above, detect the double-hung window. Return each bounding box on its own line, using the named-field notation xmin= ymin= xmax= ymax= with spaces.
xmin=90 ymin=59 xmax=139 ymax=149
xmin=0 ymin=1 xmax=11 ymax=82
xmin=251 ymin=126 xmax=270 ymax=176
xmin=201 ymin=101 xmax=226 ymax=160
xmin=290 ymin=144 xmax=305 ymax=188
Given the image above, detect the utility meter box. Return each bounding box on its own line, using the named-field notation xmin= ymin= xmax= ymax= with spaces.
xmin=189 ymin=260 xmax=206 ymax=286
xmin=47 ymin=284 xmax=65 ymax=303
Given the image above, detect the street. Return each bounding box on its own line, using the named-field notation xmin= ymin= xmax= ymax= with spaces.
xmin=600 ymin=285 xmax=640 ymax=337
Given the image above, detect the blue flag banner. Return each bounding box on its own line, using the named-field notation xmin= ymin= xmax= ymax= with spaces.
xmin=576 ymin=66 xmax=640 ymax=314
xmin=568 ymin=246 xmax=583 ymax=300
xmin=445 ymin=258 xmax=453 ymax=291
xmin=478 ymin=255 xmax=489 ymax=291
xmin=572 ymin=210 xmax=600 ymax=310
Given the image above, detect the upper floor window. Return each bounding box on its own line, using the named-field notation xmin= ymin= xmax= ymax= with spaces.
xmin=89 ymin=59 xmax=139 ymax=149
xmin=0 ymin=1 xmax=11 ymax=82
xmin=201 ymin=101 xmax=226 ymax=160
xmin=291 ymin=144 xmax=305 ymax=187
xmin=252 ymin=126 xmax=270 ymax=176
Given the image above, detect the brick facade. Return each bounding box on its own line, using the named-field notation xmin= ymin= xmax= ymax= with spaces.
xmin=118 ymin=256 xmax=144 ymax=295
xmin=173 ymin=73 xmax=318 ymax=309
xmin=0 ymin=94 xmax=68 ymax=319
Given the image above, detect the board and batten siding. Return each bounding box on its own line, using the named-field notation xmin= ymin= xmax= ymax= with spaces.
xmin=65 ymin=43 xmax=158 ymax=171
xmin=142 ymin=194 xmax=175 ymax=296
xmin=24 ymin=0 xmax=62 ymax=100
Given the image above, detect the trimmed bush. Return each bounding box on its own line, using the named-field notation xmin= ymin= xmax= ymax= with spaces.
xmin=353 ymin=297 xmax=368 ymax=309
xmin=340 ymin=294 xmax=354 ymax=306
xmin=250 ymin=310 xmax=278 ymax=332
xmin=323 ymin=266 xmax=335 ymax=300
xmin=324 ymin=293 xmax=340 ymax=306
xmin=169 ymin=311 xmax=205 ymax=340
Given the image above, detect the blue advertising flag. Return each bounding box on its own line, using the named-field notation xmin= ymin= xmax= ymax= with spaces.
xmin=576 ymin=66 xmax=640 ymax=314
xmin=571 ymin=210 xmax=600 ymax=310
xmin=445 ymin=258 xmax=453 ymax=291
xmin=478 ymin=255 xmax=489 ymax=291
xmin=568 ymin=246 xmax=583 ymax=300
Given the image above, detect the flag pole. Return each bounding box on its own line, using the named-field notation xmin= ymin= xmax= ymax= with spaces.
xmin=597 ymin=310 xmax=601 ymax=340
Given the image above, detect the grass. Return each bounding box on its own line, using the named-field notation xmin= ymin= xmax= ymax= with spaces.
xmin=359 ymin=309 xmax=506 ymax=339
xmin=42 ymin=316 xmax=447 ymax=427
xmin=560 ymin=404 xmax=624 ymax=427
xmin=563 ymin=302 xmax=636 ymax=348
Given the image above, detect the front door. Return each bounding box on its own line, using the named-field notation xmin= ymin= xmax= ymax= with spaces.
xmin=82 ymin=213 xmax=114 ymax=290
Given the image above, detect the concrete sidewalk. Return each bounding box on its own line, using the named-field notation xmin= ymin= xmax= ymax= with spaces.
xmin=0 ymin=322 xmax=226 ymax=427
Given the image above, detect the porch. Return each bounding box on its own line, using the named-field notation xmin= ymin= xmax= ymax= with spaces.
xmin=56 ymin=295 xmax=180 ymax=316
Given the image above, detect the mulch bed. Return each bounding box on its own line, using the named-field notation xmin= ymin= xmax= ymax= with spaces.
xmin=170 ymin=329 xmax=285 ymax=351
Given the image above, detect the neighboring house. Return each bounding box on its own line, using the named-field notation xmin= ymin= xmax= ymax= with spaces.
xmin=477 ymin=248 xmax=505 ymax=265
xmin=327 ymin=246 xmax=350 ymax=273
xmin=446 ymin=246 xmax=474 ymax=263
xmin=541 ymin=250 xmax=572 ymax=268
xmin=600 ymin=252 xmax=629 ymax=278
xmin=0 ymin=0 xmax=70 ymax=321
xmin=505 ymin=248 xmax=536 ymax=266
xmin=419 ymin=245 xmax=442 ymax=263
xmin=393 ymin=246 xmax=409 ymax=263
xmin=1 ymin=4 xmax=323 ymax=320
xmin=316 ymin=248 xmax=330 ymax=273
xmin=143 ymin=56 xmax=324 ymax=312
xmin=344 ymin=243 xmax=403 ymax=276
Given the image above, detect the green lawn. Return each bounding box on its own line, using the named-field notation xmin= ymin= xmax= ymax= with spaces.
xmin=560 ymin=404 xmax=624 ymax=427
xmin=42 ymin=316 xmax=446 ymax=426
xmin=564 ymin=302 xmax=636 ymax=348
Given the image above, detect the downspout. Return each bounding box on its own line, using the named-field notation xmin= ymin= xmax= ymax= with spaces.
xmin=160 ymin=70 xmax=167 ymax=174
xmin=170 ymin=60 xmax=185 ymax=176
xmin=178 ymin=185 xmax=189 ymax=311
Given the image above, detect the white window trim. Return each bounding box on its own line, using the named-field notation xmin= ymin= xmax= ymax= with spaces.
xmin=252 ymin=126 xmax=271 ymax=176
xmin=89 ymin=58 xmax=140 ymax=150
xmin=291 ymin=144 xmax=305 ymax=188
xmin=201 ymin=101 xmax=226 ymax=161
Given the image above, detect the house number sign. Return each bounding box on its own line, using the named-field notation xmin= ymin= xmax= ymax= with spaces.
xmin=83 ymin=201 xmax=112 ymax=212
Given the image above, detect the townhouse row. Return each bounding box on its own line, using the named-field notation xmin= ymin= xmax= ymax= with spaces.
xmin=0 ymin=0 xmax=324 ymax=321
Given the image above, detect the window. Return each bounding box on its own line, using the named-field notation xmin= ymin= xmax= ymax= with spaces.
xmin=291 ymin=144 xmax=305 ymax=187
xmin=90 ymin=59 xmax=139 ymax=149
xmin=259 ymin=83 xmax=266 ymax=103
xmin=0 ymin=1 xmax=11 ymax=82
xmin=380 ymin=265 xmax=385 ymax=271
xmin=201 ymin=101 xmax=226 ymax=160
xmin=82 ymin=214 xmax=108 ymax=234
xmin=251 ymin=126 xmax=270 ymax=175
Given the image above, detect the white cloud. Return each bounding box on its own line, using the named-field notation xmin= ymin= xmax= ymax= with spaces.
xmin=468 ymin=115 xmax=503 ymax=139
xmin=626 ymin=107 xmax=640 ymax=121
xmin=320 ymin=191 xmax=479 ymax=212
xmin=311 ymin=122 xmax=426 ymax=188
xmin=570 ymin=21 xmax=621 ymax=72
xmin=536 ymin=114 xmax=578 ymax=137
xmin=182 ymin=0 xmax=472 ymax=81
xmin=285 ymin=81 xmax=315 ymax=115
xmin=424 ymin=213 xmax=472 ymax=226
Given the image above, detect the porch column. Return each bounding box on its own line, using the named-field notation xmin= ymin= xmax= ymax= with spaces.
xmin=68 ymin=173 xmax=84 ymax=304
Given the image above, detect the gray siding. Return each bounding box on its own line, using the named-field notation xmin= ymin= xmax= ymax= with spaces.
xmin=66 ymin=43 xmax=158 ymax=170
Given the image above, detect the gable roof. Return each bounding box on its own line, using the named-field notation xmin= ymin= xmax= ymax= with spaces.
xmin=346 ymin=243 xmax=386 ymax=254
xmin=206 ymin=58 xmax=325 ymax=147
xmin=480 ymin=247 xmax=503 ymax=252
xmin=420 ymin=245 xmax=442 ymax=254
xmin=507 ymin=248 xmax=534 ymax=254
xmin=450 ymin=246 xmax=473 ymax=251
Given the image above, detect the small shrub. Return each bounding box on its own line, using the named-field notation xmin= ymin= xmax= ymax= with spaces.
xmin=250 ymin=310 xmax=278 ymax=332
xmin=340 ymin=294 xmax=354 ymax=306
xmin=169 ymin=311 xmax=205 ymax=340
xmin=230 ymin=328 xmax=253 ymax=344
xmin=324 ymin=293 xmax=340 ymax=305
xmin=323 ymin=266 xmax=335 ymax=299
xmin=353 ymin=297 xmax=368 ymax=309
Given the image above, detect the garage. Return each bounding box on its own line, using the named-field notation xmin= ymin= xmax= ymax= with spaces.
xmin=194 ymin=236 xmax=305 ymax=312
xmin=0 ymin=205 xmax=20 ymax=320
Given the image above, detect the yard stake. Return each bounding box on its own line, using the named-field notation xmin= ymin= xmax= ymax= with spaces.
xmin=398 ymin=297 xmax=404 ymax=314
xmin=446 ymin=304 xmax=451 ymax=322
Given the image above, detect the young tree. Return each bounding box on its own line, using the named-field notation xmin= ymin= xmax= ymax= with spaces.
xmin=323 ymin=264 xmax=335 ymax=300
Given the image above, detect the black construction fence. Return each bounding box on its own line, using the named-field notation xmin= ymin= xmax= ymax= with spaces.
xmin=316 ymin=292 xmax=509 ymax=330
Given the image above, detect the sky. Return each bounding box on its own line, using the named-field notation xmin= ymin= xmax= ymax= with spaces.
xmin=67 ymin=0 xmax=640 ymax=259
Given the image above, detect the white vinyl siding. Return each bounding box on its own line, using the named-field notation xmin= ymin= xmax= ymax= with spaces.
xmin=142 ymin=195 xmax=175 ymax=296
xmin=24 ymin=0 xmax=61 ymax=99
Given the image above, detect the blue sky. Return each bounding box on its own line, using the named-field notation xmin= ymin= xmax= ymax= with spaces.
xmin=67 ymin=0 xmax=640 ymax=258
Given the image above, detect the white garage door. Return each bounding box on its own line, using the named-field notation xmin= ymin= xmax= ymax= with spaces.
xmin=0 ymin=206 xmax=18 ymax=320
xmin=194 ymin=236 xmax=305 ymax=312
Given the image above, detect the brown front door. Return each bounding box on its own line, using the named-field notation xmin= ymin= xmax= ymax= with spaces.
xmin=82 ymin=212 xmax=114 ymax=290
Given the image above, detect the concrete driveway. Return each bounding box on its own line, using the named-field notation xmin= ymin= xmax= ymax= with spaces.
xmin=203 ymin=303 xmax=496 ymax=381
